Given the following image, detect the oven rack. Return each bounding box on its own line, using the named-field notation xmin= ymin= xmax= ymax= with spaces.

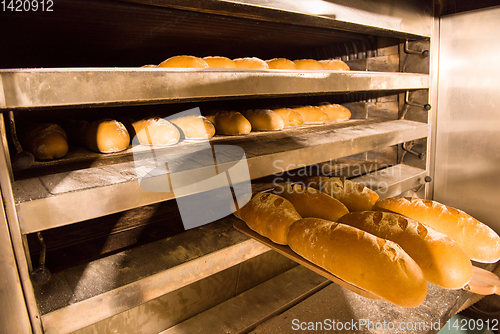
xmin=0 ymin=68 xmax=428 ymax=110
xmin=14 ymin=119 xmax=427 ymax=234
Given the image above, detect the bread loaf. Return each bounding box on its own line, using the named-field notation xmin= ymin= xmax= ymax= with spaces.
xmin=318 ymin=103 xmax=351 ymax=121
xmin=266 ymin=58 xmax=297 ymax=70
xmin=287 ymin=218 xmax=427 ymax=307
xmin=203 ymin=56 xmax=237 ymax=69
xmin=24 ymin=123 xmax=68 ymax=160
xmin=206 ymin=111 xmax=252 ymax=135
xmin=293 ymin=59 xmax=324 ymax=70
xmin=170 ymin=115 xmax=215 ymax=140
xmin=292 ymin=106 xmax=328 ymax=123
xmin=233 ymin=57 xmax=269 ymax=69
xmin=132 ymin=118 xmax=180 ymax=146
xmin=242 ymin=109 xmax=284 ymax=131
xmin=319 ymin=59 xmax=350 ymax=71
xmin=234 ymin=192 xmax=301 ymax=245
xmin=338 ymin=211 xmax=473 ymax=289
xmin=83 ymin=120 xmax=130 ymax=153
xmin=374 ymin=197 xmax=500 ymax=263
xmin=158 ymin=55 xmax=209 ymax=68
xmin=272 ymin=108 xmax=304 ymax=127
xmin=308 ymin=176 xmax=379 ymax=212
xmin=275 ymin=183 xmax=349 ymax=222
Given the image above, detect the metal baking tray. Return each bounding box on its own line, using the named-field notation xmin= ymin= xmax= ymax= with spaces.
xmin=0 ymin=68 xmax=429 ymax=110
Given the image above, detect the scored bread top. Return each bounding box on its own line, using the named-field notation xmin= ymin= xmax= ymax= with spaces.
xmin=338 ymin=211 xmax=473 ymax=289
xmin=287 ymin=218 xmax=427 ymax=307
xmin=374 ymin=197 xmax=500 ymax=263
xmin=235 ymin=192 xmax=301 ymax=245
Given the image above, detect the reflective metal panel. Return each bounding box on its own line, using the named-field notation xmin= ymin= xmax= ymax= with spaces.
xmin=434 ymin=7 xmax=500 ymax=234
xmin=0 ymin=194 xmax=32 ymax=333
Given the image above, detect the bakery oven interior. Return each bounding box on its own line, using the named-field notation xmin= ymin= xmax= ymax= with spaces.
xmin=1 ymin=1 xmax=499 ymax=333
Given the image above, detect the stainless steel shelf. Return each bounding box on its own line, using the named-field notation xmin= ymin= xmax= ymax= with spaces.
xmin=14 ymin=119 xmax=428 ymax=234
xmin=0 ymin=68 xmax=429 ymax=110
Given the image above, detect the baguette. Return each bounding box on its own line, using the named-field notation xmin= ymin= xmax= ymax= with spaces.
xmin=374 ymin=197 xmax=500 ymax=263
xmin=318 ymin=103 xmax=351 ymax=122
xmin=242 ymin=109 xmax=285 ymax=131
xmin=292 ymin=106 xmax=328 ymax=124
xmin=158 ymin=55 xmax=209 ymax=68
xmin=132 ymin=118 xmax=180 ymax=146
xmin=307 ymin=176 xmax=379 ymax=212
xmin=24 ymin=123 xmax=69 ymax=160
xmin=266 ymin=58 xmax=297 ymax=70
xmin=170 ymin=115 xmax=215 ymax=140
xmin=293 ymin=59 xmax=324 ymax=70
xmin=275 ymin=183 xmax=349 ymax=222
xmin=233 ymin=57 xmax=269 ymax=69
xmin=83 ymin=119 xmax=130 ymax=153
xmin=287 ymin=218 xmax=427 ymax=307
xmin=203 ymin=56 xmax=237 ymax=69
xmin=319 ymin=59 xmax=350 ymax=71
xmin=338 ymin=211 xmax=473 ymax=289
xmin=234 ymin=192 xmax=301 ymax=245
xmin=206 ymin=111 xmax=252 ymax=135
xmin=272 ymin=108 xmax=304 ymax=127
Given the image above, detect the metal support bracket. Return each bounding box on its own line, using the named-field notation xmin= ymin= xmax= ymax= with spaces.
xmin=405 ymin=39 xmax=429 ymax=57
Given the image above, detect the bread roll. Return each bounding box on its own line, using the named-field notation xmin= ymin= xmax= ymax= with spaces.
xmin=24 ymin=123 xmax=68 ymax=160
xmin=158 ymin=55 xmax=209 ymax=68
xmin=272 ymin=108 xmax=304 ymax=127
xmin=203 ymin=56 xmax=237 ymax=69
xmin=141 ymin=64 xmax=158 ymax=68
xmin=275 ymin=183 xmax=349 ymax=222
xmin=132 ymin=118 xmax=180 ymax=146
xmin=266 ymin=58 xmax=297 ymax=70
xmin=206 ymin=111 xmax=252 ymax=135
xmin=374 ymin=197 xmax=500 ymax=263
xmin=287 ymin=218 xmax=427 ymax=307
xmin=83 ymin=120 xmax=130 ymax=153
xmin=292 ymin=106 xmax=328 ymax=124
xmin=170 ymin=115 xmax=215 ymax=140
xmin=319 ymin=59 xmax=350 ymax=71
xmin=338 ymin=211 xmax=473 ymax=289
xmin=233 ymin=57 xmax=269 ymax=69
xmin=318 ymin=103 xmax=351 ymax=121
xmin=293 ymin=59 xmax=324 ymax=70
xmin=234 ymin=192 xmax=301 ymax=245
xmin=242 ymin=109 xmax=284 ymax=131
xmin=308 ymin=176 xmax=379 ymax=212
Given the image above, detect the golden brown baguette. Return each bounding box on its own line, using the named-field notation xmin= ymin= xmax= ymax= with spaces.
xmin=83 ymin=119 xmax=130 ymax=153
xmin=272 ymin=108 xmax=304 ymax=127
xmin=203 ymin=56 xmax=237 ymax=69
xmin=292 ymin=106 xmax=328 ymax=124
xmin=338 ymin=211 xmax=473 ymax=289
xmin=170 ymin=115 xmax=215 ymax=140
xmin=242 ymin=109 xmax=285 ymax=131
xmin=234 ymin=192 xmax=301 ymax=245
xmin=158 ymin=55 xmax=209 ymax=68
xmin=206 ymin=111 xmax=252 ymax=135
xmin=275 ymin=183 xmax=349 ymax=222
xmin=233 ymin=57 xmax=269 ymax=69
xmin=293 ymin=59 xmax=324 ymax=70
xmin=374 ymin=197 xmax=500 ymax=263
xmin=24 ymin=123 xmax=69 ymax=160
xmin=307 ymin=176 xmax=379 ymax=212
xmin=318 ymin=103 xmax=352 ymax=122
xmin=319 ymin=59 xmax=350 ymax=71
xmin=265 ymin=58 xmax=297 ymax=70
xmin=287 ymin=218 xmax=427 ymax=307
xmin=132 ymin=118 xmax=180 ymax=146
